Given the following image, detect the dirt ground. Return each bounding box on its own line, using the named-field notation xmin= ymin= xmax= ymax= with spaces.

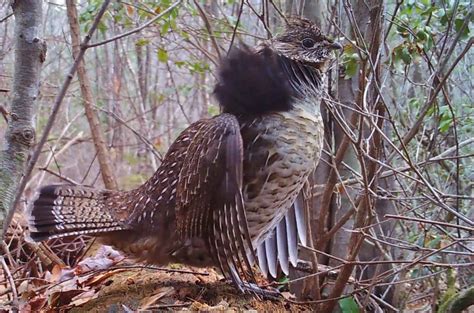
xmin=8 ymin=243 xmax=316 ymax=312
xmin=68 ymin=266 xmax=315 ymax=312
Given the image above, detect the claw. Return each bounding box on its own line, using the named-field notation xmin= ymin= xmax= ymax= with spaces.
xmin=240 ymin=282 xmax=282 ymax=300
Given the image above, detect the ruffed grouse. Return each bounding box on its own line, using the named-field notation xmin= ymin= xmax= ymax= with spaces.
xmin=29 ymin=17 xmax=341 ymax=294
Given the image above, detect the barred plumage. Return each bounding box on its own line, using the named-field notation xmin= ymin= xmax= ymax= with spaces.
xmin=29 ymin=17 xmax=341 ymax=294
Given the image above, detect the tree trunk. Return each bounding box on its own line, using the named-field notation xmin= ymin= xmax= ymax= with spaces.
xmin=111 ymin=40 xmax=124 ymax=163
xmin=0 ymin=0 xmax=46 ymax=237
xmin=65 ymin=0 xmax=118 ymax=190
xmin=302 ymin=1 xmax=331 ymax=29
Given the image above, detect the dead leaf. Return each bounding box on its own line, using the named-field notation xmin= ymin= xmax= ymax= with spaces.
xmin=190 ymin=301 xmax=209 ymax=311
xmin=49 ymin=289 xmax=85 ymax=308
xmin=281 ymin=291 xmax=296 ymax=300
xmin=75 ymin=245 xmax=124 ymax=275
xmin=125 ymin=4 xmax=134 ymax=17
xmin=79 ymin=268 xmax=127 ymax=287
xmin=210 ymin=300 xmax=229 ymax=310
xmin=70 ymin=289 xmax=99 ymax=307
xmin=139 ymin=286 xmax=174 ymax=310
xmin=49 ymin=264 xmax=74 ymax=283
xmin=25 ymin=295 xmax=47 ymax=311
xmin=17 ymin=280 xmax=30 ymax=295
xmin=121 ymin=304 xmax=135 ymax=313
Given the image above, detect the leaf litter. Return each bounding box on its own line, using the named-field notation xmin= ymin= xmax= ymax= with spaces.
xmin=9 ymin=243 xmax=315 ymax=311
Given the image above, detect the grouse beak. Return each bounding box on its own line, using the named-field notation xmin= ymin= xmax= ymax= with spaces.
xmin=329 ymin=42 xmax=343 ymax=50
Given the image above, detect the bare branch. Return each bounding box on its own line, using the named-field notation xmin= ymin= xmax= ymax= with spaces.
xmin=85 ymin=0 xmax=183 ymax=49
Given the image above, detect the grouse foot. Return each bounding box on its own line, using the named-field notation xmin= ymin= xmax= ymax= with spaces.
xmin=239 ymin=282 xmax=282 ymax=300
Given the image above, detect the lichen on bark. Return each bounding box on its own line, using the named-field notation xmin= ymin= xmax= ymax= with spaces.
xmin=0 ymin=0 xmax=45 ymax=238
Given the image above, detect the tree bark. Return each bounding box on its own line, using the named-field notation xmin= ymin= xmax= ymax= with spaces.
xmin=0 ymin=0 xmax=46 ymax=237
xmin=302 ymin=1 xmax=331 ymax=29
xmin=65 ymin=0 xmax=118 ymax=190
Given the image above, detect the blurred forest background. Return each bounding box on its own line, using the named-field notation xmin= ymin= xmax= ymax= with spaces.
xmin=0 ymin=0 xmax=472 ymax=312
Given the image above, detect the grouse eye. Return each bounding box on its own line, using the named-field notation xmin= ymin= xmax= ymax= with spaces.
xmin=302 ymin=38 xmax=315 ymax=48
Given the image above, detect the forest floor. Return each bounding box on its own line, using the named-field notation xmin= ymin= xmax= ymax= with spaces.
xmin=69 ymin=267 xmax=312 ymax=312
xmin=13 ymin=245 xmax=316 ymax=312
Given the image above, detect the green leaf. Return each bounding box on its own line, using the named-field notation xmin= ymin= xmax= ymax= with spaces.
xmin=276 ymin=276 xmax=289 ymax=291
xmin=135 ymin=38 xmax=150 ymax=47
xmin=342 ymin=52 xmax=359 ymax=79
xmin=439 ymin=116 xmax=452 ymax=133
xmin=438 ymin=105 xmax=454 ymax=133
xmin=400 ymin=46 xmax=412 ymax=64
xmin=157 ymin=48 xmax=168 ymax=63
xmin=428 ymin=234 xmax=441 ymax=248
xmin=179 ymin=29 xmax=190 ymax=40
xmin=454 ymin=18 xmax=470 ymax=39
xmin=187 ymin=61 xmax=210 ymax=74
xmin=416 ymin=29 xmax=428 ymax=42
xmin=409 ymin=98 xmax=420 ymax=110
xmin=421 ymin=6 xmax=436 ymax=16
xmin=174 ymin=61 xmax=186 ymax=67
xmin=425 ymin=35 xmax=434 ymax=50
xmin=440 ymin=13 xmax=449 ymax=25
xmin=161 ymin=20 xmax=171 ymax=34
xmin=208 ymin=104 xmax=220 ymax=117
xmin=344 ymin=58 xmax=358 ymax=79
xmin=339 ymin=297 xmax=360 ymax=313
xmin=97 ymin=21 xmax=108 ymax=35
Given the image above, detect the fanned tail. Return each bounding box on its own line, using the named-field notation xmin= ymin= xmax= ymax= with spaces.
xmin=29 ymin=185 xmax=126 ymax=241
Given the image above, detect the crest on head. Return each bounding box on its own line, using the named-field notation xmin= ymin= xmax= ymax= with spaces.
xmin=271 ymin=17 xmax=341 ymax=67
xmin=279 ymin=17 xmax=323 ymax=43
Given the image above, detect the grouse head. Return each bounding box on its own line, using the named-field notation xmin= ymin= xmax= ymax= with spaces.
xmin=214 ymin=17 xmax=341 ymax=116
xmin=272 ymin=18 xmax=342 ymax=71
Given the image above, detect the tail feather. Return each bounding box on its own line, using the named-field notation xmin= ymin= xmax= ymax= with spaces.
xmin=29 ymin=185 xmax=127 ymax=241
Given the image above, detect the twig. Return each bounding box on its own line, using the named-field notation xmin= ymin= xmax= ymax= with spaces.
xmin=0 ymin=255 xmax=17 ymax=305
xmin=395 ymin=37 xmax=473 ymax=155
xmin=94 ymin=106 xmax=162 ymax=161
xmin=107 ymin=264 xmax=210 ymax=276
xmin=245 ymin=0 xmax=272 ymax=38
xmin=25 ymin=241 xmax=66 ymax=268
xmin=33 ymin=127 xmax=83 ymax=190
xmin=0 ymin=104 xmax=8 ymax=122
xmin=227 ymin=0 xmax=244 ymax=53
xmin=86 ymin=0 xmax=183 ymax=48
xmin=147 ymin=303 xmax=191 ymax=309
xmin=0 ymin=12 xmax=13 ymax=23
xmin=165 ymin=61 xmax=192 ymax=124
xmin=192 ymin=0 xmax=222 ymax=60
xmin=385 ymin=214 xmax=474 ymax=232
xmin=383 ymin=0 xmax=403 ymax=42
xmin=34 ymin=262 xmax=210 ymax=295
xmin=286 ymin=268 xmax=448 ymax=305
xmin=38 ymin=168 xmax=81 ymax=185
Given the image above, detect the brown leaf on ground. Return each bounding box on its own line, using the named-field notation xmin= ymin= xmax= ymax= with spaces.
xmin=190 ymin=300 xmax=230 ymax=311
xmin=49 ymin=289 xmax=86 ymax=308
xmin=281 ymin=291 xmax=296 ymax=300
xmin=47 ymin=264 xmax=74 ymax=283
xmin=70 ymin=289 xmax=99 ymax=307
xmin=139 ymin=286 xmax=175 ymax=310
xmin=19 ymin=295 xmax=47 ymax=312
xmin=64 ymin=265 xmax=317 ymax=312
xmin=78 ymin=268 xmax=127 ymax=287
